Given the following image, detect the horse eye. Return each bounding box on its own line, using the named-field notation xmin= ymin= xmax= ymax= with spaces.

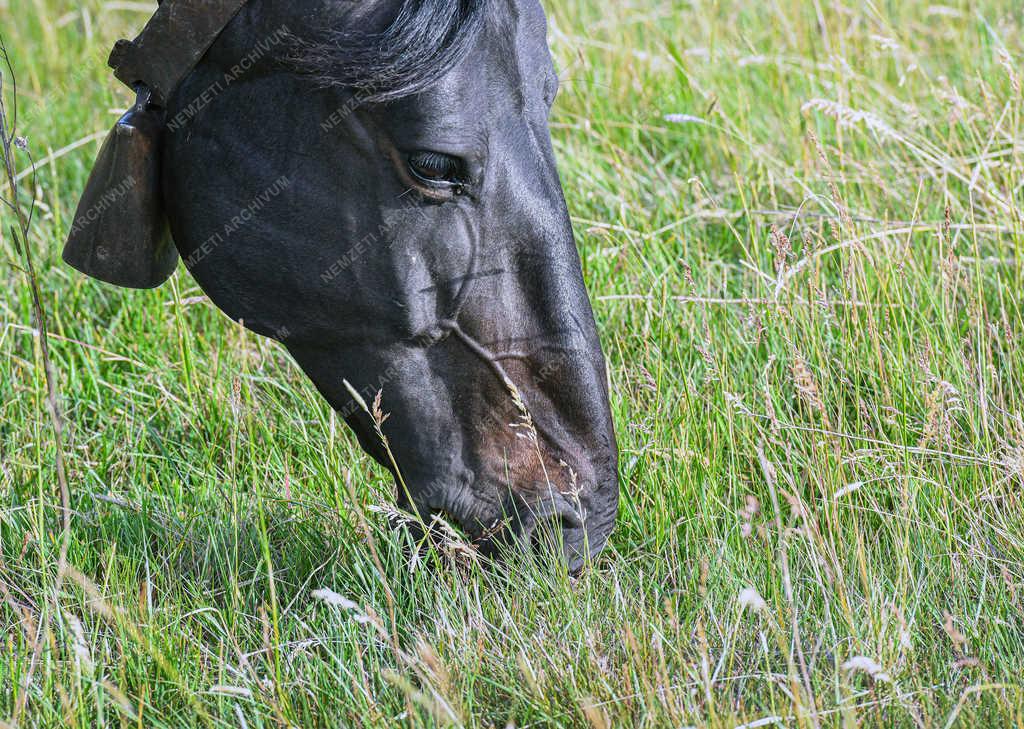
xmin=407 ymin=151 xmax=464 ymax=186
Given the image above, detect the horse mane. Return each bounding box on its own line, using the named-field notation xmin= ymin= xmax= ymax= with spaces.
xmin=292 ymin=0 xmax=488 ymax=102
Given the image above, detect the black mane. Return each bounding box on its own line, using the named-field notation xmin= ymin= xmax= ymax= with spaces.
xmin=293 ymin=0 xmax=488 ymax=102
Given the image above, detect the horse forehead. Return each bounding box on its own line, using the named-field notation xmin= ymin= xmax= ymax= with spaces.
xmin=499 ymin=0 xmax=551 ymax=62
xmin=481 ymin=0 xmax=553 ymax=96
xmin=408 ymin=0 xmax=547 ymax=116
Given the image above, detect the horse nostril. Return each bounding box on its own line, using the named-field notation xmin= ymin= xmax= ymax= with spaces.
xmin=529 ymin=514 xmax=574 ymax=556
xmin=528 ymin=513 xmax=589 ymax=574
xmin=502 ymin=489 xmax=587 ymax=569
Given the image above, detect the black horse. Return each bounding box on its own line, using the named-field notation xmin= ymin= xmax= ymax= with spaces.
xmin=74 ymin=0 xmax=619 ymax=571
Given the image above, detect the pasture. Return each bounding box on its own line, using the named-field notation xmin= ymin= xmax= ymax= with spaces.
xmin=2 ymin=0 xmax=1024 ymax=726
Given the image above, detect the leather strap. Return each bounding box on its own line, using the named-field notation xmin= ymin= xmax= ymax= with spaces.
xmin=107 ymin=0 xmax=250 ymax=106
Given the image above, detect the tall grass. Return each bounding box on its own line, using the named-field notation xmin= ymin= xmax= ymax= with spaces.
xmin=2 ymin=0 xmax=1023 ymax=726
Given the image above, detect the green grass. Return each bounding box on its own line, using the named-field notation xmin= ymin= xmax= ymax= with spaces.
xmin=3 ymin=0 xmax=1024 ymax=726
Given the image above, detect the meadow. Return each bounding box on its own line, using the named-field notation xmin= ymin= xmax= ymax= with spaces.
xmin=2 ymin=0 xmax=1024 ymax=726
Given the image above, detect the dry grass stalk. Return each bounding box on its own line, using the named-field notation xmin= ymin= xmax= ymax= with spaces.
xmin=790 ymin=354 xmax=825 ymax=416
xmin=1 ymin=38 xmax=74 ymax=726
